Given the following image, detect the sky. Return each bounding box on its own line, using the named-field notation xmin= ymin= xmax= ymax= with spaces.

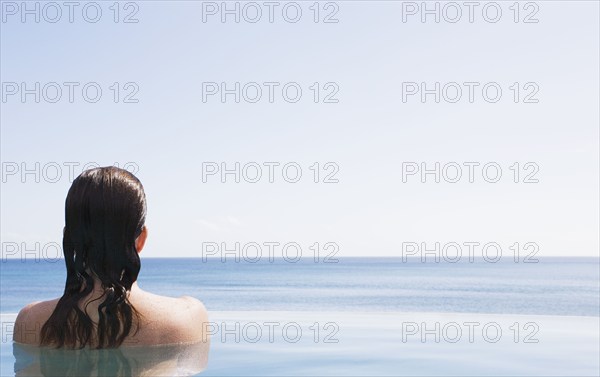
xmin=1 ymin=1 xmax=599 ymax=259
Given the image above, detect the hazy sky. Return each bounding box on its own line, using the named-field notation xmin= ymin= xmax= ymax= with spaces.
xmin=1 ymin=1 xmax=598 ymax=259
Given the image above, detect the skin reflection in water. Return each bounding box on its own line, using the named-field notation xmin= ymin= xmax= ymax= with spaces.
xmin=13 ymin=341 xmax=209 ymax=377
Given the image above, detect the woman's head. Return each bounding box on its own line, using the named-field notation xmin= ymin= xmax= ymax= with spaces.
xmin=41 ymin=166 xmax=147 ymax=349
xmin=64 ymin=166 xmax=147 ymax=286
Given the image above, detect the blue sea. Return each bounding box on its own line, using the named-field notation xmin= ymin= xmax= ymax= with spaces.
xmin=2 ymin=257 xmax=598 ymax=316
xmin=1 ymin=258 xmax=599 ymax=376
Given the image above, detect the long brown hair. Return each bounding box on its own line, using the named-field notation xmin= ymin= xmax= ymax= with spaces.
xmin=40 ymin=167 xmax=146 ymax=348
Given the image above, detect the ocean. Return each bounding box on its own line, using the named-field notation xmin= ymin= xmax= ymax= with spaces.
xmin=2 ymin=257 xmax=598 ymax=315
xmin=1 ymin=258 xmax=599 ymax=376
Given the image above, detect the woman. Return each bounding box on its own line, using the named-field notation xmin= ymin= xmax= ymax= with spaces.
xmin=13 ymin=167 xmax=209 ymax=348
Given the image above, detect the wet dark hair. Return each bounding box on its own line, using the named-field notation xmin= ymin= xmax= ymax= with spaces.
xmin=40 ymin=167 xmax=146 ymax=349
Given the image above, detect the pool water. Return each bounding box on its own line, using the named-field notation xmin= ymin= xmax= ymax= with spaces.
xmin=12 ymin=340 xmax=209 ymax=376
xmin=3 ymin=311 xmax=599 ymax=376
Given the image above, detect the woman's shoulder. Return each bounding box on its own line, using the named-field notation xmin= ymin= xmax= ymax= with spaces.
xmin=157 ymin=295 xmax=208 ymax=324
xmin=136 ymin=291 xmax=206 ymax=313
xmin=178 ymin=296 xmax=208 ymax=316
xmin=132 ymin=293 xmax=209 ymax=345
xmin=155 ymin=294 xmax=208 ymax=323
xmin=13 ymin=299 xmax=59 ymax=345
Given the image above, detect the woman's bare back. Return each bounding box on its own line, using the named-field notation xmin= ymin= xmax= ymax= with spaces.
xmin=13 ymin=283 xmax=209 ymax=347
